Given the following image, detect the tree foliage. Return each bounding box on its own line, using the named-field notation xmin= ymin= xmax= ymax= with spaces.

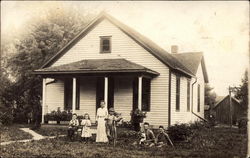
xmin=205 ymin=84 xmax=217 ymax=108
xmin=234 ymin=70 xmax=248 ymax=110
xmin=1 ymin=6 xmax=95 ymax=125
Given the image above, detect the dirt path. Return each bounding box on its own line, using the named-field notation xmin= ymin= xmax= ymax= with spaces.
xmin=20 ymin=128 xmax=45 ymax=140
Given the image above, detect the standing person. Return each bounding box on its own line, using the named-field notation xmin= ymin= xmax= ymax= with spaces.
xmin=81 ymin=113 xmax=92 ymax=142
xmin=96 ymin=100 xmax=108 ymax=143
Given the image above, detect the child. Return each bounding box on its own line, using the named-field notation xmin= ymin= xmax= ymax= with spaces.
xmin=156 ymin=126 xmax=174 ymax=147
xmin=81 ymin=113 xmax=92 ymax=142
xmin=141 ymin=122 xmax=156 ymax=147
xmin=105 ymin=108 xmax=122 ymax=143
xmin=139 ymin=132 xmax=146 ymax=145
xmin=68 ymin=113 xmax=79 ymax=140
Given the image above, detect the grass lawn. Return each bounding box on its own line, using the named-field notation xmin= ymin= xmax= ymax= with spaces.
xmin=0 ymin=126 xmax=247 ymax=158
xmin=0 ymin=124 xmax=33 ymax=143
xmin=33 ymin=124 xmax=68 ymax=136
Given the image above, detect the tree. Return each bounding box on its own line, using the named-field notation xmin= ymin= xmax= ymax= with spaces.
xmin=234 ymin=70 xmax=248 ymax=111
xmin=4 ymin=6 xmax=95 ymax=126
xmin=205 ymin=84 xmax=217 ymax=109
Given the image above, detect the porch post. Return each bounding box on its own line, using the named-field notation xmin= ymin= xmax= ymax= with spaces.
xmin=104 ymin=77 xmax=108 ymax=110
xmin=138 ymin=76 xmax=142 ymax=110
xmin=42 ymin=78 xmax=46 ymax=124
xmin=72 ymin=78 xmax=76 ymax=113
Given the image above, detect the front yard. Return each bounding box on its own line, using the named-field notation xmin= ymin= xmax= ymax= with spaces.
xmin=0 ymin=124 xmax=33 ymax=143
xmin=0 ymin=124 xmax=247 ymax=158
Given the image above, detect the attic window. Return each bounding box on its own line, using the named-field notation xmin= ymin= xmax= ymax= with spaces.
xmin=100 ymin=36 xmax=111 ymax=53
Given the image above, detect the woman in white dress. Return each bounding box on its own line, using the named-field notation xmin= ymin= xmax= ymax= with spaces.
xmin=96 ymin=100 xmax=108 ymax=142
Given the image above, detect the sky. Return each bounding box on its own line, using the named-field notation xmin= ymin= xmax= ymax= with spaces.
xmin=1 ymin=1 xmax=249 ymax=96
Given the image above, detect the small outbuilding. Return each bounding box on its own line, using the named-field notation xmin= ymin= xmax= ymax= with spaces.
xmin=212 ymin=95 xmax=244 ymax=125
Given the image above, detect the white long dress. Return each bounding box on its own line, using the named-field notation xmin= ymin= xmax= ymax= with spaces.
xmin=96 ymin=107 xmax=108 ymax=142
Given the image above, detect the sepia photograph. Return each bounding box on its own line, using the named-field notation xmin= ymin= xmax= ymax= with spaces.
xmin=0 ymin=1 xmax=249 ymax=158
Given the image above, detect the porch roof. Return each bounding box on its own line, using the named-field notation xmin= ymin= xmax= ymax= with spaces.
xmin=34 ymin=58 xmax=160 ymax=76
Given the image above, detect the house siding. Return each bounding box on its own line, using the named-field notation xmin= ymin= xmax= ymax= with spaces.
xmin=50 ymin=19 xmax=170 ymax=126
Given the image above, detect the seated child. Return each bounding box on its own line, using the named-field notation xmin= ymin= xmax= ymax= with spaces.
xmin=105 ymin=108 xmax=122 ymax=142
xmin=139 ymin=132 xmax=146 ymax=145
xmin=68 ymin=113 xmax=79 ymax=140
xmin=156 ymin=126 xmax=174 ymax=147
xmin=81 ymin=113 xmax=92 ymax=142
xmin=139 ymin=122 xmax=156 ymax=147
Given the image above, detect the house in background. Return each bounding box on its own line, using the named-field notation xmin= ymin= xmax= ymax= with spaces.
xmin=34 ymin=12 xmax=209 ymax=127
xmin=213 ymin=95 xmax=244 ymax=125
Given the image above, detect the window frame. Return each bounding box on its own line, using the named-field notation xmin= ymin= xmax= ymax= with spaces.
xmin=176 ymin=75 xmax=180 ymax=112
xmin=100 ymin=36 xmax=112 ymax=53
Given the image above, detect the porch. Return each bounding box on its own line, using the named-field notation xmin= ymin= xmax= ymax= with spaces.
xmin=34 ymin=59 xmax=159 ymax=123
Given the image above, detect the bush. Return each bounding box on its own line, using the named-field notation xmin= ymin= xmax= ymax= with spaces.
xmin=189 ymin=121 xmax=209 ymax=130
xmin=44 ymin=109 xmax=72 ymax=122
xmin=117 ymin=121 xmax=133 ymax=129
xmin=13 ymin=111 xmax=27 ymax=124
xmin=0 ymin=111 xmax=14 ymax=125
xmin=168 ymin=123 xmax=192 ymax=142
xmin=118 ymin=129 xmax=139 ymax=139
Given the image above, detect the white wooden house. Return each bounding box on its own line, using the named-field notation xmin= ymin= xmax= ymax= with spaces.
xmin=34 ymin=12 xmax=209 ymax=127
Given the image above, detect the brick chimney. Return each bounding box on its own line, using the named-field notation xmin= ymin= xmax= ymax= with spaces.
xmin=171 ymin=45 xmax=178 ymax=54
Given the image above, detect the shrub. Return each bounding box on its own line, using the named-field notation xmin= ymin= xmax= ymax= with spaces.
xmin=118 ymin=129 xmax=139 ymax=139
xmin=13 ymin=111 xmax=27 ymax=124
xmin=189 ymin=121 xmax=209 ymax=130
xmin=168 ymin=123 xmax=192 ymax=142
xmin=44 ymin=109 xmax=72 ymax=122
xmin=0 ymin=111 xmax=14 ymax=125
xmin=118 ymin=121 xmax=133 ymax=129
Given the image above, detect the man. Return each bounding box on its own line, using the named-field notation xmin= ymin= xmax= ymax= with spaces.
xmin=140 ymin=122 xmax=156 ymax=147
xmin=155 ymin=126 xmax=174 ymax=147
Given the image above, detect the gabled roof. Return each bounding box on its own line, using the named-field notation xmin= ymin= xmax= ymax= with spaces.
xmin=34 ymin=58 xmax=159 ymax=76
xmin=172 ymin=52 xmax=209 ymax=83
xmin=40 ymin=12 xmax=194 ymax=77
xmin=213 ymin=95 xmax=241 ymax=109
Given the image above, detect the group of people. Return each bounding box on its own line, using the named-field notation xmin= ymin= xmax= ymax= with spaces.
xmin=137 ymin=122 xmax=174 ymax=147
xmin=67 ymin=100 xmax=122 ymax=143
xmin=67 ymin=100 xmax=173 ymax=147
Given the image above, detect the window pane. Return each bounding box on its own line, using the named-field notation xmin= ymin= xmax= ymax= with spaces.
xmin=176 ymin=76 xmax=180 ymax=111
xmin=187 ymin=81 xmax=190 ymax=111
xmin=197 ymin=84 xmax=200 ymax=112
xmin=76 ymin=80 xmax=80 ymax=110
xmin=103 ymin=45 xmax=110 ymax=51
xmin=103 ymin=39 xmax=110 ymax=45
xmin=142 ymin=78 xmax=151 ymax=111
xmin=64 ymin=79 xmax=72 ymax=110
